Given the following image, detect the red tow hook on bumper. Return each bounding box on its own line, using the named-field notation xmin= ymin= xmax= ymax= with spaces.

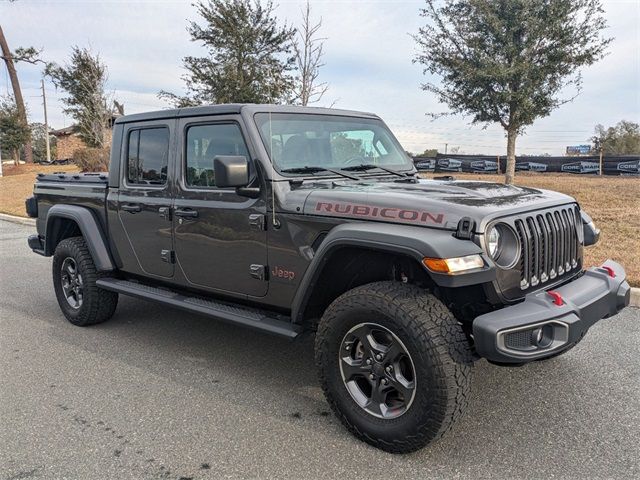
xmin=547 ymin=290 xmax=564 ymax=306
xmin=601 ymin=265 xmax=616 ymax=278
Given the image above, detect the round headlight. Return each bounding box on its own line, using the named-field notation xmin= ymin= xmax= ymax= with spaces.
xmin=486 ymin=223 xmax=520 ymax=269
xmin=487 ymin=227 xmax=501 ymax=258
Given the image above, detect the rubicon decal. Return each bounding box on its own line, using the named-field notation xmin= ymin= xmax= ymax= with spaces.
xmin=315 ymin=202 xmax=445 ymax=225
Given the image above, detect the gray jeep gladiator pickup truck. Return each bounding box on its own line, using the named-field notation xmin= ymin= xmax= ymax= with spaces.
xmin=26 ymin=105 xmax=630 ymax=453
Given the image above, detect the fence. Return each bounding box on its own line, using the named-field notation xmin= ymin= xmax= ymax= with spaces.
xmin=413 ymin=154 xmax=640 ymax=176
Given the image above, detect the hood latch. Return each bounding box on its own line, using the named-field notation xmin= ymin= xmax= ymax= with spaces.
xmin=455 ymin=217 xmax=475 ymax=240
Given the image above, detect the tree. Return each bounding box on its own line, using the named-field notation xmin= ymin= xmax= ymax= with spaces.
xmin=0 ymin=25 xmax=43 ymax=163
xmin=331 ymin=133 xmax=366 ymax=162
xmin=160 ymin=0 xmax=296 ymax=106
xmin=292 ymin=1 xmax=328 ymax=106
xmin=414 ymin=0 xmax=611 ymax=184
xmin=0 ymin=95 xmax=30 ymax=164
xmin=45 ymin=47 xmax=113 ymax=149
xmin=30 ymin=122 xmax=57 ymax=162
xmin=420 ymin=148 xmax=438 ymax=157
xmin=591 ymin=120 xmax=640 ymax=155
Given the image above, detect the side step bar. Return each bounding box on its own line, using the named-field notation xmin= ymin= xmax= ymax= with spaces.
xmin=96 ymin=278 xmax=300 ymax=339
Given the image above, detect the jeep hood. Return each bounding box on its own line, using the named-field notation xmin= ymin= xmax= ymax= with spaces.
xmin=282 ymin=178 xmax=576 ymax=232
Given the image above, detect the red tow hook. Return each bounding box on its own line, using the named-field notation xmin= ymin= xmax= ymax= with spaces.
xmin=547 ymin=290 xmax=564 ymax=306
xmin=601 ymin=265 xmax=616 ymax=278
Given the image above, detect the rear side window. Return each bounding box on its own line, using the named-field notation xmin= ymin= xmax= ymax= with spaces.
xmin=185 ymin=123 xmax=249 ymax=188
xmin=127 ymin=127 xmax=170 ymax=185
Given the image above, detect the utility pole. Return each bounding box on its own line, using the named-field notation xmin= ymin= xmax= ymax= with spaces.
xmin=41 ymin=79 xmax=51 ymax=162
xmin=0 ymin=138 xmax=3 ymax=177
xmin=444 ymin=143 xmax=448 ymax=155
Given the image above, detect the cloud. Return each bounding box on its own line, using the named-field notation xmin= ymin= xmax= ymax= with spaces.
xmin=2 ymin=0 xmax=638 ymax=155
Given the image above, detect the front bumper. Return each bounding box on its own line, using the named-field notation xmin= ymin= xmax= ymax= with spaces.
xmin=473 ymin=260 xmax=630 ymax=363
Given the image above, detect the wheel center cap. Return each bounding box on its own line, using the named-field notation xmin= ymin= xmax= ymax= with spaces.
xmin=372 ymin=363 xmax=385 ymax=377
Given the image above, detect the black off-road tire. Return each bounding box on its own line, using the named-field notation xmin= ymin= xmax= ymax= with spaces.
xmin=315 ymin=281 xmax=473 ymax=454
xmin=52 ymin=236 xmax=118 ymax=326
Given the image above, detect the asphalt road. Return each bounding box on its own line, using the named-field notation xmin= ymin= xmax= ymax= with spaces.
xmin=1 ymin=219 xmax=639 ymax=480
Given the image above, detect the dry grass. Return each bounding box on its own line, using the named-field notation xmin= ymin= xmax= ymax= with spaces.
xmin=0 ymin=164 xmax=79 ymax=217
xmin=422 ymin=173 xmax=640 ymax=287
xmin=1 ymin=166 xmax=638 ymax=286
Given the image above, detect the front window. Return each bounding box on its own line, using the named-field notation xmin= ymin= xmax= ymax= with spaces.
xmin=185 ymin=123 xmax=249 ymax=188
xmin=254 ymin=113 xmax=412 ymax=174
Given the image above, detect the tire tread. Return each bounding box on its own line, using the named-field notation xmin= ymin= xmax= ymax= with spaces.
xmin=53 ymin=236 xmax=118 ymax=326
xmin=315 ymin=281 xmax=472 ymax=453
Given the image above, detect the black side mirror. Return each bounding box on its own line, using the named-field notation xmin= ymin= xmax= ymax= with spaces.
xmin=213 ymin=155 xmax=250 ymax=188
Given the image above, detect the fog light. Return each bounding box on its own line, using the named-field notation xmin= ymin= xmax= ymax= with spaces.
xmin=531 ymin=324 xmax=554 ymax=348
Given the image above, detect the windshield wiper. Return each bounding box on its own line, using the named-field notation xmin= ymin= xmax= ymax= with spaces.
xmin=340 ymin=164 xmax=410 ymax=178
xmin=281 ymin=166 xmax=361 ymax=180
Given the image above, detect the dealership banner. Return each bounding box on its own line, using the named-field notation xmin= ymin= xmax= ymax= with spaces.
xmin=413 ymin=154 xmax=639 ymax=176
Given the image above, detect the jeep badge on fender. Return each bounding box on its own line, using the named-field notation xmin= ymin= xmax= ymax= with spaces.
xmin=26 ymin=105 xmax=631 ymax=453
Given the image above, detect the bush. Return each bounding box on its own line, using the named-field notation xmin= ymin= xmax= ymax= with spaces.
xmin=72 ymin=148 xmax=110 ymax=172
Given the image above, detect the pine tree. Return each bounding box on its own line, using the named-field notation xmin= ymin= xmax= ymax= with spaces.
xmin=45 ymin=47 xmax=113 ymax=149
xmin=160 ymin=0 xmax=296 ymax=106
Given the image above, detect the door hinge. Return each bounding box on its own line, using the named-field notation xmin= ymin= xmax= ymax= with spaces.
xmin=249 ymin=214 xmax=266 ymax=231
xmin=249 ymin=264 xmax=266 ymax=281
xmin=161 ymin=249 xmax=175 ymax=263
xmin=159 ymin=206 xmax=171 ymax=221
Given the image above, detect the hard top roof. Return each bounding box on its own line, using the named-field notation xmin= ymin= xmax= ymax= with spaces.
xmin=114 ymin=104 xmax=380 ymax=124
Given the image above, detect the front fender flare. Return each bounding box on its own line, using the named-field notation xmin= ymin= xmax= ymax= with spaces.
xmin=45 ymin=204 xmax=115 ymax=272
xmin=290 ymin=223 xmax=495 ymax=324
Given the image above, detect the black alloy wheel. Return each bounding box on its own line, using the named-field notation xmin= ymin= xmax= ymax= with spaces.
xmin=60 ymin=257 xmax=84 ymax=309
xmin=339 ymin=322 xmax=416 ymax=419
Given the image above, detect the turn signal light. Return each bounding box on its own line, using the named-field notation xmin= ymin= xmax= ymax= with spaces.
xmin=422 ymin=254 xmax=484 ymax=274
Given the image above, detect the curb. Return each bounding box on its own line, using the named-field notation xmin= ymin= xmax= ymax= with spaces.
xmin=0 ymin=212 xmax=36 ymax=226
xmin=631 ymin=288 xmax=640 ymax=308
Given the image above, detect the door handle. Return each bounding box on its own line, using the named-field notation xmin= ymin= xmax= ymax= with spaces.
xmin=174 ymin=209 xmax=199 ymax=218
xmin=122 ymin=204 xmax=141 ymax=213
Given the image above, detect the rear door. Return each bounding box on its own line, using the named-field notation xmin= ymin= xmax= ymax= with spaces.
xmin=173 ymin=115 xmax=268 ymax=297
xmin=117 ymin=121 xmax=175 ymax=278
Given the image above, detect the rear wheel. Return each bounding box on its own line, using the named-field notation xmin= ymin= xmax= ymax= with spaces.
xmin=315 ymin=281 xmax=473 ymax=453
xmin=52 ymin=236 xmax=118 ymax=326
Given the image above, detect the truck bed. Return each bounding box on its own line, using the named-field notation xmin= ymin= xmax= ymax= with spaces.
xmin=32 ymin=172 xmax=110 ymax=235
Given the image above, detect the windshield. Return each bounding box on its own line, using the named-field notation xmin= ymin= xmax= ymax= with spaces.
xmin=254 ymin=113 xmax=413 ymax=174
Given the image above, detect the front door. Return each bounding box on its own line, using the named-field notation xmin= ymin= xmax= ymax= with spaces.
xmin=118 ymin=122 xmax=174 ymax=278
xmin=173 ymin=116 xmax=268 ymax=297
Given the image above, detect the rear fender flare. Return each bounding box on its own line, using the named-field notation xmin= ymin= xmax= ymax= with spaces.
xmin=290 ymin=223 xmax=495 ymax=324
xmin=45 ymin=204 xmax=115 ymax=272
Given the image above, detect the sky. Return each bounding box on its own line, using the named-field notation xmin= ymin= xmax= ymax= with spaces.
xmin=2 ymin=0 xmax=639 ymax=156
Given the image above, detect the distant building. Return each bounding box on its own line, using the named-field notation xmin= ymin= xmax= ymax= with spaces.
xmin=50 ymin=114 xmax=121 ymax=160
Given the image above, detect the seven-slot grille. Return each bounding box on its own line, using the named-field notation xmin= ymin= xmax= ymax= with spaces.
xmin=513 ymin=206 xmax=581 ymax=290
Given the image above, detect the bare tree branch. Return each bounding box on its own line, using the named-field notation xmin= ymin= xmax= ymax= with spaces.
xmin=292 ymin=0 xmax=329 ymax=106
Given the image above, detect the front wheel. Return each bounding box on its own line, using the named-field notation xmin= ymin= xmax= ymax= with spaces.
xmin=315 ymin=281 xmax=472 ymax=453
